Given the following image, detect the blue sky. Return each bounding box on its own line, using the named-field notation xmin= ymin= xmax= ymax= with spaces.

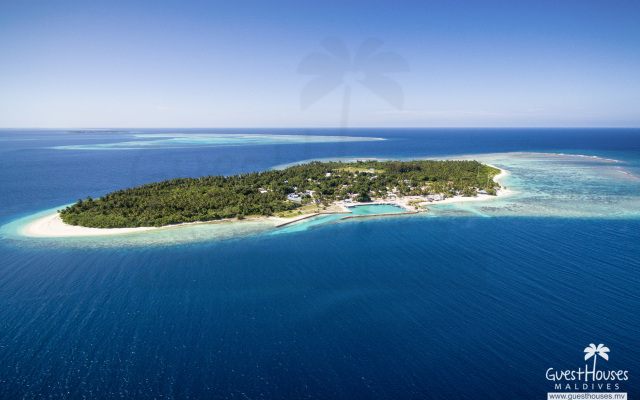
xmin=1 ymin=0 xmax=639 ymax=128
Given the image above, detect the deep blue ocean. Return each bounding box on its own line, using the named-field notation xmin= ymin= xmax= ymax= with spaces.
xmin=1 ymin=128 xmax=639 ymax=399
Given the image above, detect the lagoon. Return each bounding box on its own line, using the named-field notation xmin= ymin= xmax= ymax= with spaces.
xmin=346 ymin=204 xmax=407 ymax=215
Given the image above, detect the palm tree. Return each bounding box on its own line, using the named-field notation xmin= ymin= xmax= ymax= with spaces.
xmin=298 ymin=37 xmax=409 ymax=127
xmin=584 ymin=343 xmax=610 ymax=371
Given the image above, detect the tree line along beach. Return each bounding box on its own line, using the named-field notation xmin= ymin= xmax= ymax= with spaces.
xmin=22 ymin=159 xmax=513 ymax=237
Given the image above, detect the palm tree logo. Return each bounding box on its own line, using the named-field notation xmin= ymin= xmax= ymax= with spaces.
xmin=584 ymin=343 xmax=610 ymax=371
xmin=298 ymin=37 xmax=409 ymax=127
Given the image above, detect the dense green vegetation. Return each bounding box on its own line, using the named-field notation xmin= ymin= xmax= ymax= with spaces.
xmin=60 ymin=160 xmax=501 ymax=228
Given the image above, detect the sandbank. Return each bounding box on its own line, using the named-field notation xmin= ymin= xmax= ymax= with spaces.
xmin=21 ymin=213 xmax=161 ymax=237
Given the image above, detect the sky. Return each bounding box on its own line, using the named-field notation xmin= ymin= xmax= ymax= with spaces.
xmin=1 ymin=0 xmax=639 ymax=128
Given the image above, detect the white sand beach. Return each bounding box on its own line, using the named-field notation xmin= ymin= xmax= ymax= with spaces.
xmin=419 ymin=186 xmax=514 ymax=205
xmin=21 ymin=213 xmax=161 ymax=237
xmin=20 ymin=209 xmax=322 ymax=238
xmin=20 ymin=165 xmax=514 ymax=238
xmin=422 ymin=165 xmax=515 ymax=205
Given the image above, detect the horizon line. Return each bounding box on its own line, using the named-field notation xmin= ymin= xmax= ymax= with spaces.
xmin=2 ymin=126 xmax=640 ymax=130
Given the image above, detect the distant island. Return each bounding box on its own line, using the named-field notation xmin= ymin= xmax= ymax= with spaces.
xmin=65 ymin=130 xmax=131 ymax=134
xmin=60 ymin=160 xmax=503 ymax=228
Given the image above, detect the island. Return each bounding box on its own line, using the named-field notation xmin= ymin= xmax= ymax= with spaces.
xmin=58 ymin=160 xmax=505 ymax=229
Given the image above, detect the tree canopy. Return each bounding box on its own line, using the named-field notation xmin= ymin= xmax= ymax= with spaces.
xmin=60 ymin=160 xmax=501 ymax=228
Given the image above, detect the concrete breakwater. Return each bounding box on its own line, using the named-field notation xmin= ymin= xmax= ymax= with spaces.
xmin=340 ymin=210 xmax=422 ymax=220
xmin=273 ymin=213 xmax=321 ymax=227
xmin=274 ymin=202 xmax=428 ymax=228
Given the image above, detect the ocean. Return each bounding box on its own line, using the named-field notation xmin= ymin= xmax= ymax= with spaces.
xmin=1 ymin=128 xmax=639 ymax=399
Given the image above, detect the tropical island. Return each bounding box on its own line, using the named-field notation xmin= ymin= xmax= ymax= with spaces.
xmin=58 ymin=160 xmax=504 ymax=229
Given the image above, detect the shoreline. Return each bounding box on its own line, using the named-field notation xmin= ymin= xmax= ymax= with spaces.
xmin=20 ymin=165 xmax=514 ymax=238
xmin=422 ymin=164 xmax=515 ymax=205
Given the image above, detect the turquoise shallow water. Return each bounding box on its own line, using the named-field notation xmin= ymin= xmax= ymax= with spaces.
xmin=431 ymin=152 xmax=640 ymax=219
xmin=268 ymin=204 xmax=408 ymax=236
xmin=346 ymin=204 xmax=406 ymax=215
xmin=1 ymin=128 xmax=639 ymax=399
xmin=53 ymin=132 xmax=383 ymax=150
